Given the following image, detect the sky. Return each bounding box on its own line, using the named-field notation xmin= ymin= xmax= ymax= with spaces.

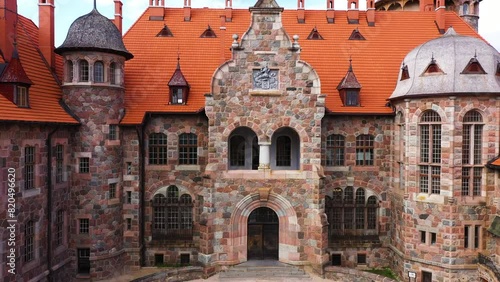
xmin=18 ymin=0 xmax=500 ymax=51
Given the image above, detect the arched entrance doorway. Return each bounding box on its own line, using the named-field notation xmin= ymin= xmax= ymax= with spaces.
xmin=247 ymin=207 xmax=279 ymax=260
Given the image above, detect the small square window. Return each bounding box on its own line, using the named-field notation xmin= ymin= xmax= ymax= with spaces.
xmin=109 ymin=183 xmax=117 ymax=199
xmin=357 ymin=253 xmax=367 ymax=264
xmin=180 ymin=254 xmax=190 ymax=265
xmin=172 ymin=88 xmax=184 ymax=104
xmin=79 ymin=158 xmax=90 ymax=173
xmin=331 ymin=254 xmax=342 ymax=266
xmin=154 ymin=254 xmax=164 ymax=266
xmin=79 ymin=218 xmax=89 ymax=234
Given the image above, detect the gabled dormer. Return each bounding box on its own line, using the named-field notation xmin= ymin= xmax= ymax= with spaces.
xmin=0 ymin=44 xmax=33 ymax=107
xmin=461 ymin=54 xmax=486 ymax=74
xmin=400 ymin=62 xmax=410 ymax=81
xmin=421 ymin=55 xmax=444 ymax=75
xmin=168 ymin=57 xmax=189 ymax=105
xmin=337 ymin=59 xmax=362 ymax=106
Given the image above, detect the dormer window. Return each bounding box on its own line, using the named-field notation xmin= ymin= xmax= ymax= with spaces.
xmin=168 ymin=57 xmax=190 ymax=105
xmin=349 ymin=28 xmax=366 ymax=40
xmin=307 ymin=27 xmax=324 ymax=40
xmin=497 ymin=61 xmax=500 ymax=76
xmin=337 ymin=59 xmax=362 ymax=107
xmin=200 ymin=25 xmax=217 ymax=38
xmin=345 ymin=90 xmax=359 ymax=106
xmin=16 ymin=85 xmax=29 ymax=107
xmin=422 ymin=57 xmax=444 ymax=75
xmin=157 ymin=25 xmax=174 ymax=37
xmin=400 ymin=63 xmax=410 ymax=81
xmin=461 ymin=55 xmax=486 ymax=74
xmin=94 ymin=61 xmax=104 ymax=82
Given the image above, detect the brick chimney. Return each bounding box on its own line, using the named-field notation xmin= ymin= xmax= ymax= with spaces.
xmin=113 ymin=0 xmax=123 ymax=33
xmin=0 ymin=0 xmax=17 ymax=61
xmin=297 ymin=0 xmax=305 ymax=23
xmin=347 ymin=0 xmax=359 ymax=24
xmin=326 ymin=0 xmax=334 ymax=23
xmin=366 ymin=0 xmax=375 ymax=26
xmin=39 ymin=0 xmax=55 ymax=69
xmin=225 ymin=0 xmax=232 ymax=22
xmin=420 ymin=0 xmax=434 ymax=11
xmin=435 ymin=0 xmax=446 ymax=33
xmin=149 ymin=0 xmax=164 ymax=21
xmin=184 ymin=0 xmax=191 ymax=21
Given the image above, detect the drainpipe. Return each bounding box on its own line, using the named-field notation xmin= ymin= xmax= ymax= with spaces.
xmin=46 ymin=125 xmax=59 ymax=282
xmin=136 ymin=114 xmax=149 ymax=267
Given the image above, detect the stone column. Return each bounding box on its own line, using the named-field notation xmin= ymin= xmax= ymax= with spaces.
xmin=258 ymin=142 xmax=271 ymax=170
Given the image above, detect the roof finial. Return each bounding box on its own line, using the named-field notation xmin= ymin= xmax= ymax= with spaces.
xmin=177 ymin=47 xmax=181 ymax=69
xmin=94 ymin=0 xmax=97 ymax=10
xmin=474 ymin=49 xmax=477 ymax=59
xmin=349 ymin=56 xmax=353 ymax=72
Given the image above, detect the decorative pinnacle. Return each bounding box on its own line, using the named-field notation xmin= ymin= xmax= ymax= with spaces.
xmin=349 ymin=56 xmax=353 ymax=72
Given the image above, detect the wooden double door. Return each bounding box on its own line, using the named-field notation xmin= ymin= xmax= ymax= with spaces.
xmin=247 ymin=207 xmax=279 ymax=260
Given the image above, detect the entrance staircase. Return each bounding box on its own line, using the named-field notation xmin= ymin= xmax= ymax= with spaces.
xmin=219 ymin=260 xmax=312 ymax=281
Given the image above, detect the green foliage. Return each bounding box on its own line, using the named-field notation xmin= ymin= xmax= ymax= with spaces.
xmin=365 ymin=267 xmax=398 ymax=280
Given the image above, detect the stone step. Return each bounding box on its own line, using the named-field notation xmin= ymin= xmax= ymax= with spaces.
xmin=219 ymin=261 xmax=311 ymax=281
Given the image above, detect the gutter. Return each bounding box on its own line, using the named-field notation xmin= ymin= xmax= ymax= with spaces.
xmin=46 ymin=125 xmax=59 ymax=282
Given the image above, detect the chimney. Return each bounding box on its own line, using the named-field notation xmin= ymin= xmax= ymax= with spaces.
xmin=326 ymin=0 xmax=334 ymax=23
xmin=366 ymin=0 xmax=375 ymax=26
xmin=435 ymin=0 xmax=445 ymax=33
xmin=347 ymin=0 xmax=359 ymax=24
xmin=0 ymin=0 xmax=17 ymax=61
xmin=420 ymin=0 xmax=434 ymax=12
xmin=149 ymin=0 xmax=164 ymax=21
xmin=297 ymin=0 xmax=305 ymax=23
xmin=113 ymin=0 xmax=123 ymax=33
xmin=225 ymin=0 xmax=232 ymax=22
xmin=38 ymin=0 xmax=55 ymax=69
xmin=184 ymin=0 xmax=191 ymax=21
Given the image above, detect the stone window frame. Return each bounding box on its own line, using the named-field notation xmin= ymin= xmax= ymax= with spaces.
xmin=178 ymin=133 xmax=198 ymax=165
xmin=55 ymin=144 xmax=65 ymax=183
xmin=461 ymin=110 xmax=483 ymax=197
xmin=107 ymin=178 xmax=120 ymax=205
xmin=228 ymin=127 xmax=259 ymax=170
xmin=24 ymin=146 xmax=35 ymax=190
xmin=325 ymin=187 xmax=379 ymax=239
xmin=93 ymin=60 xmax=105 ymax=83
xmin=148 ymin=133 xmax=168 ymax=165
xmin=270 ymin=127 xmax=300 ymax=170
xmin=24 ymin=220 xmax=35 ymax=262
xmin=326 ymin=134 xmax=345 ymax=166
xmin=77 ymin=248 xmax=91 ymax=275
xmin=78 ymin=59 xmax=89 ymax=82
xmin=63 ymin=54 xmax=123 ymax=86
xmin=355 ymin=134 xmax=374 ymax=166
xmin=418 ymin=110 xmax=442 ymax=195
xmin=463 ymin=222 xmax=482 ymax=250
xmin=79 ymin=218 xmax=90 ymax=234
xmin=79 ymin=157 xmax=90 ymax=173
xmin=151 ymin=185 xmax=194 ymax=241
xmin=417 ymin=226 xmax=439 ymax=247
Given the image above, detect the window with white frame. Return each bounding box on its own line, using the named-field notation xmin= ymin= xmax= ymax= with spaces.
xmin=419 ymin=111 xmax=441 ymax=194
xmin=356 ymin=134 xmax=374 ymax=166
xmin=179 ymin=133 xmax=198 ymax=165
xmin=79 ymin=60 xmax=89 ymax=82
xmin=149 ymin=133 xmax=168 ymax=165
xmin=16 ymin=85 xmax=29 ymax=107
xmin=326 ymin=134 xmax=345 ymax=166
xmin=94 ymin=61 xmax=104 ymax=82
xmin=461 ymin=110 xmax=483 ymax=196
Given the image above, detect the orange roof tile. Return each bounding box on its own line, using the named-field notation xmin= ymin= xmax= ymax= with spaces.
xmin=0 ymin=16 xmax=78 ymax=124
xmin=121 ymin=8 xmax=482 ymax=124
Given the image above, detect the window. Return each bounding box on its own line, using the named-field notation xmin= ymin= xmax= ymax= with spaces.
xmin=229 ymin=127 xmax=259 ymax=170
xmin=156 ymin=24 xmax=174 ymax=37
xmin=172 ymin=88 xmax=184 ymax=104
xmin=16 ymin=86 xmax=29 ymax=107
xmin=154 ymin=254 xmax=164 ymax=266
xmin=109 ymin=183 xmax=117 ymax=199
xmin=420 ymin=231 xmax=426 ymax=244
xmin=200 ymin=25 xmax=216 ymax=38
xmin=126 ymin=162 xmax=132 ymax=175
xmin=126 ymin=191 xmax=132 ymax=204
xmin=149 ymin=133 xmax=168 ymax=165
xmin=307 ymin=27 xmax=324 ymax=40
xmin=430 ymin=232 xmax=437 ymax=245
xmin=79 ymin=218 xmax=89 ymax=234
xmin=56 ymin=145 xmax=64 ymax=183
xmin=66 ymin=60 xmax=74 ymax=82
xmin=94 ymin=61 xmax=104 ymax=82
xmin=356 ymin=135 xmax=374 ymax=166
xmin=152 ymin=186 xmax=193 ymax=241
xmin=79 ymin=157 xmax=90 ymax=173
xmin=420 ymin=230 xmax=438 ymax=245
xmin=331 ymin=254 xmax=342 ymax=266
xmin=400 ymin=63 xmax=410 ymax=81
xmin=25 ymin=146 xmax=35 ymax=190
xmin=419 ymin=111 xmax=441 ymax=194
xmin=326 ymin=134 xmax=345 ymax=166
xmin=24 ymin=220 xmax=34 ymax=262
xmin=56 ymin=210 xmax=64 ymax=246
xmin=345 ymin=90 xmax=359 ymax=106
xmin=348 ymin=29 xmax=366 ymax=40
xmin=79 ymin=60 xmax=89 ymax=82
xmin=179 ymin=133 xmax=198 ymax=165
xmin=464 ymin=225 xmax=481 ymax=249
xmin=271 ymin=127 xmax=300 ymax=170
xmin=357 ymin=253 xmax=366 ymax=264
xmin=462 ymin=111 xmax=483 ymax=196
xmin=325 ymin=188 xmax=379 ymax=240
xmin=109 ymin=62 xmax=118 ymax=84
xmin=180 ymin=254 xmax=190 ymax=265
xmin=109 ymin=125 xmax=118 ymax=140
xmin=127 ymin=218 xmax=132 ymax=230
xmin=78 ymin=248 xmax=90 ymax=274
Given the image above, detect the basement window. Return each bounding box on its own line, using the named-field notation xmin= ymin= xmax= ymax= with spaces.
xmin=200 ymin=25 xmax=217 ymax=38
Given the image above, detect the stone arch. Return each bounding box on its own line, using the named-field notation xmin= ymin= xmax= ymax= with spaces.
xmin=410 ymin=105 xmax=447 ymax=124
xmin=228 ymin=192 xmax=301 ymax=264
xmin=267 ymin=120 xmax=311 ymax=144
xmin=223 ymin=122 xmax=265 ymax=143
xmin=148 ymin=181 xmax=195 ymax=202
xmin=457 ymin=105 xmax=490 ymax=124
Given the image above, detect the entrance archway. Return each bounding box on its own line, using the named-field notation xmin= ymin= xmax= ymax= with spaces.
xmin=247 ymin=207 xmax=279 ymax=260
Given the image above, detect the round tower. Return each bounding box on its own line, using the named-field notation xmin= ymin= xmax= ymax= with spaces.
xmin=54 ymin=5 xmax=133 ymax=280
xmin=457 ymin=0 xmax=481 ymax=31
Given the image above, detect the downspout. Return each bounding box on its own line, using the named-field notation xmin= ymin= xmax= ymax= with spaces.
xmin=136 ymin=119 xmax=146 ymax=267
xmin=46 ymin=125 xmax=59 ymax=282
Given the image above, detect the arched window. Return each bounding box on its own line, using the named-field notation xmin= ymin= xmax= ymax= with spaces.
xmin=463 ymin=2 xmax=469 ymax=14
xmin=356 ymin=135 xmax=374 ymax=166
xmin=229 ymin=127 xmax=259 ymax=170
xmin=149 ymin=133 xmax=167 ymax=165
xmin=325 ymin=188 xmax=379 ymax=242
xmin=461 ymin=110 xmax=483 ymax=196
xmin=419 ymin=111 xmax=441 ymax=194
xmin=152 ymin=186 xmax=193 ymax=241
xmin=109 ymin=62 xmax=117 ymax=84
xmin=271 ymin=127 xmax=300 ymax=170
xmin=79 ymin=60 xmax=89 ymax=82
xmin=326 ymin=134 xmax=345 ymax=166
xmin=66 ymin=60 xmax=74 ymax=82
xmin=179 ymin=133 xmax=198 ymax=165
xmin=94 ymin=61 xmax=104 ymax=82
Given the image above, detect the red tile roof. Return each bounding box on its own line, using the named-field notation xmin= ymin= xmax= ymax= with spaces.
xmin=121 ymin=8 xmax=482 ymax=124
xmin=0 ymin=16 xmax=78 ymax=124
